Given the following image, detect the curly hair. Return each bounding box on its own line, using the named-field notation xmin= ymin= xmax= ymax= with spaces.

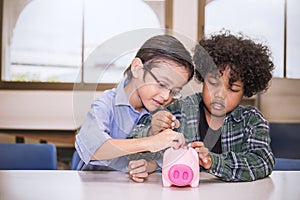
xmin=193 ymin=31 xmax=274 ymax=97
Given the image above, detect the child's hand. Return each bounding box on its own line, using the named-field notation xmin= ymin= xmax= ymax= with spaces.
xmin=128 ymin=159 xmax=157 ymax=183
xmin=147 ymin=129 xmax=185 ymax=152
xmin=189 ymin=142 xmax=212 ymax=169
xmin=149 ymin=111 xmax=180 ymax=136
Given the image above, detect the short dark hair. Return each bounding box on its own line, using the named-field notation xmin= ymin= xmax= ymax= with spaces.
xmin=194 ymin=31 xmax=274 ymax=97
xmin=124 ymin=34 xmax=194 ymax=81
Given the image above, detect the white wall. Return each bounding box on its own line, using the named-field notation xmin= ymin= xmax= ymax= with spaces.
xmin=0 ymin=90 xmax=99 ymax=130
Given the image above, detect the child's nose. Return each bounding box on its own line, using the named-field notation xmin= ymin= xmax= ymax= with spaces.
xmin=214 ymin=84 xmax=226 ymax=99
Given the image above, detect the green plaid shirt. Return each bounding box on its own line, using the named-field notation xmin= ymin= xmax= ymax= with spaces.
xmin=128 ymin=93 xmax=275 ymax=182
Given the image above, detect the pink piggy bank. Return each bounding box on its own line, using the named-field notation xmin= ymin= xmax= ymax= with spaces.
xmin=162 ymin=147 xmax=199 ymax=187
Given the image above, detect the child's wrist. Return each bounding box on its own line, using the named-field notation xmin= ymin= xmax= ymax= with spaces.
xmin=141 ymin=137 xmax=156 ymax=152
xmin=147 ymin=128 xmax=154 ymax=136
xmin=147 ymin=160 xmax=158 ymax=173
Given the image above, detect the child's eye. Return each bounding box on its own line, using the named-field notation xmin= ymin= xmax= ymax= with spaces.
xmin=229 ymin=88 xmax=240 ymax=93
xmin=208 ymin=79 xmax=218 ymax=86
xmin=158 ymin=81 xmax=174 ymax=92
xmin=158 ymin=81 xmax=168 ymax=88
xmin=230 ymin=89 xmax=238 ymax=92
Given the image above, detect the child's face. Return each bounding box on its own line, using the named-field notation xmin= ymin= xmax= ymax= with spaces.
xmin=137 ymin=59 xmax=190 ymax=112
xmin=202 ymin=67 xmax=244 ymax=118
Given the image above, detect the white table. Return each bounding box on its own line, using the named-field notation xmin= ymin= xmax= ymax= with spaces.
xmin=0 ymin=170 xmax=299 ymax=200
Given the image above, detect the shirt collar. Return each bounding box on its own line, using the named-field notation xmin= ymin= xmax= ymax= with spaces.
xmin=227 ymin=106 xmax=244 ymax=122
xmin=115 ymin=78 xmax=150 ymax=116
xmin=115 ymin=78 xmax=130 ymax=106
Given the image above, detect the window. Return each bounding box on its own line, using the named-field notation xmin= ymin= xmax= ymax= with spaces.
xmin=204 ymin=0 xmax=299 ymax=78
xmin=0 ymin=0 xmax=167 ymax=89
xmin=286 ymin=0 xmax=300 ymax=78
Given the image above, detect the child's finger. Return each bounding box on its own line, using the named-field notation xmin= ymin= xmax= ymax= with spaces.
xmin=129 ymin=165 xmax=147 ymax=175
xmin=197 ymin=148 xmax=209 ymax=163
xmin=128 ymin=159 xmax=147 ymax=170
xmin=189 ymin=141 xmax=205 ymax=148
xmin=131 ymin=175 xmax=147 ymax=183
xmin=174 ymin=119 xmax=180 ymax=128
xmin=155 ymin=111 xmax=176 ymax=128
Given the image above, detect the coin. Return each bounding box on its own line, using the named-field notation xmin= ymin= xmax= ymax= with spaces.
xmin=174 ymin=119 xmax=180 ymax=128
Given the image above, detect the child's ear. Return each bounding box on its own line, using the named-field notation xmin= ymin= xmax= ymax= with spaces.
xmin=131 ymin=57 xmax=144 ymax=78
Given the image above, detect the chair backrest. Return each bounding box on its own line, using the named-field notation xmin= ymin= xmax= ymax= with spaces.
xmin=269 ymin=123 xmax=300 ymax=159
xmin=274 ymin=158 xmax=300 ymax=171
xmin=269 ymin=123 xmax=300 ymax=171
xmin=70 ymin=150 xmax=81 ymax=170
xmin=0 ymin=143 xmax=57 ymax=170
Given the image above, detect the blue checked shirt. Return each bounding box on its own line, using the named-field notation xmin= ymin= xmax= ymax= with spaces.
xmin=127 ymin=93 xmax=275 ymax=182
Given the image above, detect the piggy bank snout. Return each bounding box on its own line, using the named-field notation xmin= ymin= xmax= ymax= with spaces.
xmin=162 ymin=148 xmax=199 ymax=187
xmin=168 ymin=164 xmax=193 ymax=186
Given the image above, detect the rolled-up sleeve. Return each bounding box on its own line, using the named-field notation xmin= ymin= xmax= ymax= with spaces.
xmin=75 ymin=110 xmax=111 ymax=164
xmin=75 ymin=92 xmax=114 ymax=164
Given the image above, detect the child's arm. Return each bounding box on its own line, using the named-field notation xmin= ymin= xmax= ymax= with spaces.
xmin=92 ymin=129 xmax=185 ymax=160
xmin=128 ymin=159 xmax=158 ymax=183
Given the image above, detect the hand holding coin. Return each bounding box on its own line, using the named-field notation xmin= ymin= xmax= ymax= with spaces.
xmin=172 ymin=118 xmax=180 ymax=129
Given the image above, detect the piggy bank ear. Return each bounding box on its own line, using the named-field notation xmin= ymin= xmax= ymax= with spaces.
xmin=163 ymin=148 xmax=188 ymax=168
xmin=188 ymin=147 xmax=199 ymax=162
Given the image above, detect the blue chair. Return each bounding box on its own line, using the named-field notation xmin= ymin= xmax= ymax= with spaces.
xmin=0 ymin=143 xmax=57 ymax=170
xmin=269 ymin=123 xmax=300 ymax=159
xmin=274 ymin=158 xmax=300 ymax=171
xmin=70 ymin=150 xmax=81 ymax=170
xmin=269 ymin=123 xmax=300 ymax=171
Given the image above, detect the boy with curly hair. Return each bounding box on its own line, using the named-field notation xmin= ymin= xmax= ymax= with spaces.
xmin=127 ymin=31 xmax=275 ymax=182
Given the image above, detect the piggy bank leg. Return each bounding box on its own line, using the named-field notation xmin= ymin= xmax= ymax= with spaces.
xmin=162 ymin=174 xmax=172 ymax=187
xmin=189 ymin=173 xmax=199 ymax=187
